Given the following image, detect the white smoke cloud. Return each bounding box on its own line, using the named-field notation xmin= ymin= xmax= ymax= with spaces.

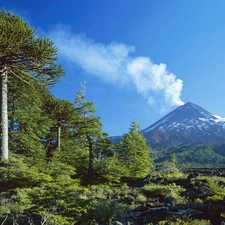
xmin=127 ymin=57 xmax=184 ymax=108
xmin=49 ymin=25 xmax=184 ymax=112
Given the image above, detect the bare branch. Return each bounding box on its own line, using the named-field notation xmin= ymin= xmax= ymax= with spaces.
xmin=1 ymin=214 xmax=8 ymax=225
xmin=9 ymin=69 xmax=30 ymax=84
xmin=20 ymin=71 xmax=41 ymax=82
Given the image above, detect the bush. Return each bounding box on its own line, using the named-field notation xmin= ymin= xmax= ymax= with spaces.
xmin=80 ymin=199 xmax=126 ymax=224
xmin=157 ymin=218 xmax=211 ymax=225
xmin=141 ymin=183 xmax=186 ymax=204
xmin=195 ymin=176 xmax=225 ymax=201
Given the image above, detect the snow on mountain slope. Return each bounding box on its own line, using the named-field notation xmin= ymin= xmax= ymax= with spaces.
xmin=110 ymin=102 xmax=225 ymax=150
xmin=141 ymin=102 xmax=225 ymax=150
xmin=142 ymin=102 xmax=225 ymax=133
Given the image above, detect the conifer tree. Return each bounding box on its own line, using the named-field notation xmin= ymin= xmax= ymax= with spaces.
xmin=73 ymin=84 xmax=104 ymax=180
xmin=43 ymin=94 xmax=75 ymax=152
xmin=116 ymin=120 xmax=152 ymax=178
xmin=8 ymin=80 xmax=52 ymax=164
xmin=0 ymin=10 xmax=64 ymax=161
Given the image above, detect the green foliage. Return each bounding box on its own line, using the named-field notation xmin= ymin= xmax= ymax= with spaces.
xmin=0 ymin=9 xmax=64 ymax=161
xmin=116 ymin=120 xmax=153 ymax=178
xmin=135 ymin=193 xmax=147 ymax=204
xmin=1 ymin=9 xmax=225 ymax=225
xmin=0 ymin=153 xmax=52 ymax=191
xmin=74 ymin=185 xmax=127 ymax=224
xmin=42 ymin=214 xmax=73 ymax=225
xmin=141 ymin=183 xmax=186 ymax=204
xmin=94 ymin=153 xmax=128 ymax=184
xmin=0 ymin=10 xmax=65 ymax=82
xmin=82 ymin=199 xmax=126 ymax=224
xmin=8 ymin=80 xmax=51 ymax=164
xmin=157 ymin=160 xmax=180 ymax=175
xmin=0 ymin=154 xmax=82 ymax=224
xmin=157 ymin=218 xmax=211 ymax=225
xmin=170 ymin=153 xmax=177 ymax=164
xmin=53 ymin=141 xmax=89 ymax=178
xmin=42 ymin=93 xmax=75 ymax=152
xmin=177 ymin=143 xmax=225 ymax=168
xmin=201 ymin=176 xmax=225 ymax=201
xmin=74 ymin=88 xmax=103 ymax=142
xmin=73 ymin=86 xmax=106 ymax=180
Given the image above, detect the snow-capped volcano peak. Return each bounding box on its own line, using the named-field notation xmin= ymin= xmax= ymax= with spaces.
xmin=142 ymin=102 xmax=225 ymax=133
xmin=140 ymin=102 xmax=225 ymax=150
xmin=110 ymin=102 xmax=225 ymax=150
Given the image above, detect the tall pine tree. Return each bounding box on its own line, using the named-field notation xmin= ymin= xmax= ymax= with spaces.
xmin=73 ymin=84 xmax=104 ymax=180
xmin=116 ymin=120 xmax=153 ymax=178
xmin=0 ymin=10 xmax=64 ymax=161
xmin=8 ymin=80 xmax=52 ymax=164
xmin=43 ymin=94 xmax=75 ymax=153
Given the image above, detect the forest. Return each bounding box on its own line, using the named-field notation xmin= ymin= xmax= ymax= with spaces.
xmin=0 ymin=10 xmax=225 ymax=225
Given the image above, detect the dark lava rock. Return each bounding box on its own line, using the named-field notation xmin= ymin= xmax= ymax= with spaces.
xmin=181 ymin=187 xmax=211 ymax=200
xmin=135 ymin=175 xmax=151 ymax=187
xmin=187 ymin=172 xmax=199 ymax=180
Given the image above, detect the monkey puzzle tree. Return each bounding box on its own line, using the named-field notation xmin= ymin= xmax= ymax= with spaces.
xmin=0 ymin=10 xmax=64 ymax=161
xmin=8 ymin=80 xmax=51 ymax=164
xmin=43 ymin=94 xmax=75 ymax=152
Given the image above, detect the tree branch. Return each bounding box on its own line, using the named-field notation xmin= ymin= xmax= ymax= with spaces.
xmin=9 ymin=69 xmax=30 ymax=84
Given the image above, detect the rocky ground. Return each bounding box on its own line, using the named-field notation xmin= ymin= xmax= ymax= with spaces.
xmin=105 ymin=169 xmax=225 ymax=225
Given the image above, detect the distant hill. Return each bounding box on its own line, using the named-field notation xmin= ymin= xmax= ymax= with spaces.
xmin=175 ymin=143 xmax=225 ymax=168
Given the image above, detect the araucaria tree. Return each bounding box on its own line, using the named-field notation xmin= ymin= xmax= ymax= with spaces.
xmin=0 ymin=10 xmax=64 ymax=161
xmin=43 ymin=94 xmax=75 ymax=151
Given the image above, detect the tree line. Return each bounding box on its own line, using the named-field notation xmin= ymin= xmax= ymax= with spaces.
xmin=2 ymin=10 xmax=224 ymax=225
xmin=0 ymin=10 xmax=153 ymax=183
xmin=0 ymin=10 xmax=154 ymax=224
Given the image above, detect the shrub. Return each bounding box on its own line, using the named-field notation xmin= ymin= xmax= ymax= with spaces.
xmin=135 ymin=193 xmax=147 ymax=204
xmin=80 ymin=199 xmax=126 ymax=224
xmin=196 ymin=176 xmax=225 ymax=201
xmin=157 ymin=218 xmax=211 ymax=225
xmin=141 ymin=183 xmax=186 ymax=204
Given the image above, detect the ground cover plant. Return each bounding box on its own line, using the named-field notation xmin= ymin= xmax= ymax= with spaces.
xmin=0 ymin=9 xmax=225 ymax=225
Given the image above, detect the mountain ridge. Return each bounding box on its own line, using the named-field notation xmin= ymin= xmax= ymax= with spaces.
xmin=142 ymin=102 xmax=225 ymax=133
xmin=111 ymin=102 xmax=225 ymax=152
xmin=141 ymin=102 xmax=225 ymax=150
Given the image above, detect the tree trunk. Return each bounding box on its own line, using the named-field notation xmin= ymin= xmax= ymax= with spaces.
xmin=87 ymin=135 xmax=94 ymax=179
xmin=0 ymin=67 xmax=8 ymax=162
xmin=9 ymin=95 xmax=15 ymax=140
xmin=56 ymin=124 xmax=61 ymax=150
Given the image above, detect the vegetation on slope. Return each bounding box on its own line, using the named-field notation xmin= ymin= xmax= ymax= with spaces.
xmin=176 ymin=143 xmax=225 ymax=168
xmin=0 ymin=10 xmax=225 ymax=225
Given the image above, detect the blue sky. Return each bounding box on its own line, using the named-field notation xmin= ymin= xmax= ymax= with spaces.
xmin=2 ymin=0 xmax=225 ymax=136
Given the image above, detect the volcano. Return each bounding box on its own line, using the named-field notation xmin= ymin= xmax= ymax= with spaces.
xmin=141 ymin=102 xmax=225 ymax=150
